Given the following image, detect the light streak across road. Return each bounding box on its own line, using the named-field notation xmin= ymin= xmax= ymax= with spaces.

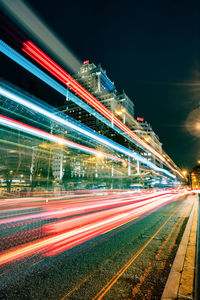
xmin=0 ymin=114 xmax=174 ymax=179
xmin=21 ymin=40 xmax=182 ymax=177
xmin=0 ymin=0 xmax=81 ymax=73
xmin=0 ymin=40 xmax=182 ymax=178
xmin=0 ymin=80 xmax=176 ymax=178
xmin=0 ymin=39 xmax=137 ymax=147
xmin=0 ymin=189 xmax=189 ymax=266
xmin=0 ymin=114 xmax=128 ymax=163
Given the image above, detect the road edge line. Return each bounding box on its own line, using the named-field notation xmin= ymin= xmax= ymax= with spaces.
xmin=161 ymin=195 xmax=198 ymax=300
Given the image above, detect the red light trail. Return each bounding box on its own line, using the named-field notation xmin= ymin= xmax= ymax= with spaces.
xmin=21 ymin=41 xmax=182 ymax=178
xmin=0 ymin=189 xmax=189 ymax=266
xmin=0 ymin=114 xmax=168 ymax=179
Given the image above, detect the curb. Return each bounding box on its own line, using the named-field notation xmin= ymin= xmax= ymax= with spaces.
xmin=161 ymin=195 xmax=198 ymax=300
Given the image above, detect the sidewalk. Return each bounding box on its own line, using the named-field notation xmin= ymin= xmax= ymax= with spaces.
xmin=161 ymin=194 xmax=199 ymax=300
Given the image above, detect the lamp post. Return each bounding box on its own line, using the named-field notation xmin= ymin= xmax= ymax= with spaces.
xmin=182 ymin=170 xmax=187 ymax=177
xmin=182 ymin=170 xmax=188 ymax=183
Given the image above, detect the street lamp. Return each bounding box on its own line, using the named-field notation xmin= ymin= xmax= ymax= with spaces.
xmin=182 ymin=170 xmax=187 ymax=177
xmin=96 ymin=152 xmax=103 ymax=158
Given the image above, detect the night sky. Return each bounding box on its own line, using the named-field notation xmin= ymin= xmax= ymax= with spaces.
xmin=1 ymin=0 xmax=200 ymax=170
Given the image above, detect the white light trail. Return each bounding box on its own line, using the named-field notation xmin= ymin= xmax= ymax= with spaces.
xmin=0 ymin=0 xmax=81 ymax=73
xmin=0 ymin=84 xmax=176 ymax=178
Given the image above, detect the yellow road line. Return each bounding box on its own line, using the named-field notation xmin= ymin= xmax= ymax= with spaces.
xmin=60 ymin=217 xmax=138 ymax=300
xmin=131 ymin=204 xmax=190 ymax=299
xmin=92 ymin=207 xmax=181 ymax=300
xmin=144 ymin=205 xmax=191 ymax=300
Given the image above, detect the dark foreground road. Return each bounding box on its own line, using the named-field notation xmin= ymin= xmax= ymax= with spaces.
xmin=0 ymin=191 xmax=193 ymax=300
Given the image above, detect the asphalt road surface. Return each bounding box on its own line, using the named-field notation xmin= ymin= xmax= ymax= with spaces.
xmin=0 ymin=190 xmax=192 ymax=300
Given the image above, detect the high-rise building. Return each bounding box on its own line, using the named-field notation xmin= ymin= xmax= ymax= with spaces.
xmin=135 ymin=118 xmax=162 ymax=153
xmin=61 ymin=62 xmax=137 ymax=169
xmin=64 ymin=62 xmax=167 ymax=170
xmin=74 ymin=61 xmax=134 ymax=116
xmin=64 ymin=61 xmax=138 ymax=151
xmin=134 ymin=117 xmax=163 ymax=167
xmin=74 ymin=61 xmax=115 ymax=94
xmin=117 ymin=91 xmax=134 ymax=118
xmin=65 ymin=61 xmax=134 ymax=129
xmin=61 ymin=61 xmax=183 ymax=178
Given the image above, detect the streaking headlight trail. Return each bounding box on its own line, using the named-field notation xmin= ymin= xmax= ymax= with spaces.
xmin=0 ymin=189 xmax=189 ymax=266
xmin=0 ymin=39 xmax=182 ymax=178
xmin=0 ymin=0 xmax=81 ymax=73
xmin=0 ymin=80 xmax=175 ymax=178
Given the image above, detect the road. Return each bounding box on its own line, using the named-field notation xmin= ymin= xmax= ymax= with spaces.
xmin=0 ymin=189 xmax=192 ymax=299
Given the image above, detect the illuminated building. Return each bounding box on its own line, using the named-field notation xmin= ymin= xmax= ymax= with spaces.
xmin=0 ymin=40 xmax=183 ymax=177
xmin=0 ymin=80 xmax=178 ymax=188
xmin=65 ymin=61 xmax=141 ymax=160
xmin=63 ymin=61 xmax=182 ymax=176
xmin=190 ymin=165 xmax=200 ymax=189
xmin=134 ymin=118 xmax=163 ymax=167
xmin=0 ymin=35 xmax=184 ymax=180
xmin=65 ymin=61 xmax=134 ymax=130
xmin=135 ymin=118 xmax=162 ymax=152
xmin=74 ymin=61 xmax=115 ymax=94
xmin=75 ymin=62 xmax=134 ymax=117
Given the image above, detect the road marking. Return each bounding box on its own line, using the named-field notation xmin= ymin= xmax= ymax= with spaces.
xmin=131 ymin=204 xmax=190 ymax=299
xmin=92 ymin=206 xmax=182 ymax=300
xmin=143 ymin=205 xmax=191 ymax=299
xmin=60 ymin=218 xmax=139 ymax=300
